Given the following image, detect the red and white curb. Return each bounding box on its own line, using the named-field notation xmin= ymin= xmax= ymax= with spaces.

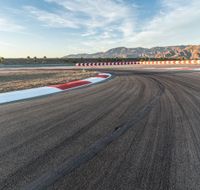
xmin=76 ymin=60 xmax=200 ymax=67
xmin=0 ymin=73 xmax=111 ymax=104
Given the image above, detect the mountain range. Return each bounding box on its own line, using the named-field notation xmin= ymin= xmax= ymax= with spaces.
xmin=65 ymin=45 xmax=200 ymax=59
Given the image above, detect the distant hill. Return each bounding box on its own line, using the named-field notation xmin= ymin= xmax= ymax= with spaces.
xmin=64 ymin=45 xmax=200 ymax=59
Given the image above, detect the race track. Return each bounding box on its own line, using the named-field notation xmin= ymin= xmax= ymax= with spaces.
xmin=1 ymin=69 xmax=200 ymax=190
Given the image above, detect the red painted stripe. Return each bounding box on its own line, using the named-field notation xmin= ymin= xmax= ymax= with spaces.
xmin=51 ymin=80 xmax=91 ymax=90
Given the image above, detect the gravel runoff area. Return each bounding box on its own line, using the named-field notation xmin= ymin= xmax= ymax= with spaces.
xmin=0 ymin=69 xmax=98 ymax=93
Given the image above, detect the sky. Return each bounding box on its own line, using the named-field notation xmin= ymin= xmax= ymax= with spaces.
xmin=0 ymin=0 xmax=199 ymax=58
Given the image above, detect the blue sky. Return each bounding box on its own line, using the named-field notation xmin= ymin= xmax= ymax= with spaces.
xmin=0 ymin=0 xmax=199 ymax=58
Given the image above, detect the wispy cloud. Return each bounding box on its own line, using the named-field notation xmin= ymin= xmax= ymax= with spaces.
xmin=24 ymin=6 xmax=79 ymax=28
xmin=0 ymin=18 xmax=24 ymax=32
xmin=0 ymin=41 xmax=16 ymax=47
xmin=129 ymin=0 xmax=200 ymax=47
xmin=1 ymin=0 xmax=199 ymax=57
xmin=25 ymin=0 xmax=137 ymax=39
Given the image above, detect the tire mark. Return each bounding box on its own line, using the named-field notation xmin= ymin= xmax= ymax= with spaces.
xmin=21 ymin=77 xmax=165 ymax=190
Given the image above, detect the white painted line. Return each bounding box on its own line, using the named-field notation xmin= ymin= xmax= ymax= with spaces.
xmin=84 ymin=74 xmax=111 ymax=83
xmin=84 ymin=77 xmax=105 ymax=83
xmin=0 ymin=73 xmax=112 ymax=104
xmin=0 ymin=87 xmax=61 ymax=104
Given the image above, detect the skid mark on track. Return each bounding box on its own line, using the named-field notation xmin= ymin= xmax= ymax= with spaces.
xmin=0 ymin=75 xmax=138 ymax=189
xmin=22 ymin=78 xmax=165 ymax=190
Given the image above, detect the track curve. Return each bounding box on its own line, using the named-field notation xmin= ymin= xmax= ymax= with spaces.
xmin=0 ymin=69 xmax=200 ymax=190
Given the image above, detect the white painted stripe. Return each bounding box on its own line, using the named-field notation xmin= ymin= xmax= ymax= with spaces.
xmin=98 ymin=73 xmax=112 ymax=77
xmin=0 ymin=73 xmax=111 ymax=104
xmin=0 ymin=87 xmax=61 ymax=104
xmin=84 ymin=77 xmax=105 ymax=83
xmin=82 ymin=73 xmax=111 ymax=83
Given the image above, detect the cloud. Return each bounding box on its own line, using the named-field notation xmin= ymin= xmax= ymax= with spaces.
xmin=22 ymin=0 xmax=200 ymax=54
xmin=81 ymin=31 xmax=97 ymax=37
xmin=129 ymin=0 xmax=200 ymax=47
xmin=26 ymin=0 xmax=137 ymax=38
xmin=24 ymin=6 xmax=78 ymax=28
xmin=0 ymin=41 xmax=16 ymax=47
xmin=45 ymin=0 xmax=133 ymax=23
xmin=0 ymin=18 xmax=24 ymax=32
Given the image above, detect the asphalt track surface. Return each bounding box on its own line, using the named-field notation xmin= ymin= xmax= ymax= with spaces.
xmin=1 ymin=68 xmax=200 ymax=190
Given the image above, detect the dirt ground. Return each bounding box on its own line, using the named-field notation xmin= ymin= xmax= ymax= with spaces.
xmin=0 ymin=69 xmax=97 ymax=92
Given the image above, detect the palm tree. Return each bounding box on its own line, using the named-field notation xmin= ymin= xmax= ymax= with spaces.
xmin=43 ymin=56 xmax=47 ymax=64
xmin=33 ymin=56 xmax=37 ymax=63
xmin=0 ymin=57 xmax=4 ymax=64
xmin=26 ymin=56 xmax=31 ymax=64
